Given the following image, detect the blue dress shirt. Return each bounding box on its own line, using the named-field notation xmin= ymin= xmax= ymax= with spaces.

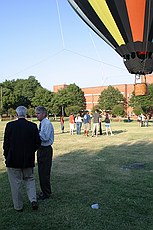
xmin=39 ymin=118 xmax=54 ymax=146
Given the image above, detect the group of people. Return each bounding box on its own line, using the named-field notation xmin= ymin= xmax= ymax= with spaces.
xmin=3 ymin=105 xmax=54 ymax=212
xmin=62 ymin=110 xmax=113 ymax=137
xmin=137 ymin=113 xmax=150 ymax=127
xmin=91 ymin=110 xmax=113 ymax=137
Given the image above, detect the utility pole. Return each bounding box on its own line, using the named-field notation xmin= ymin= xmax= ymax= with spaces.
xmin=0 ymin=86 xmax=2 ymax=121
xmin=61 ymin=105 xmax=64 ymax=116
xmin=0 ymin=86 xmax=2 ymax=109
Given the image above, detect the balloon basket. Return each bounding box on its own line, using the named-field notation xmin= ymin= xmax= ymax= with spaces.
xmin=134 ymin=83 xmax=147 ymax=96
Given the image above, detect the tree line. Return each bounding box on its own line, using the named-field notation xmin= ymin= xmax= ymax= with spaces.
xmin=0 ymin=76 xmax=153 ymax=118
xmin=0 ymin=76 xmax=85 ymax=117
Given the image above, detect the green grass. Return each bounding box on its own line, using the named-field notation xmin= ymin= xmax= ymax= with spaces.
xmin=0 ymin=119 xmax=153 ymax=230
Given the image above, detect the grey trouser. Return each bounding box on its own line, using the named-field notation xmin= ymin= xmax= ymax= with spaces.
xmin=92 ymin=123 xmax=99 ymax=136
xmin=7 ymin=167 xmax=37 ymax=210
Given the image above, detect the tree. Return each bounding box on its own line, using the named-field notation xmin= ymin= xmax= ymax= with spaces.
xmin=1 ymin=77 xmax=41 ymax=111
xmin=129 ymin=83 xmax=153 ymax=114
xmin=2 ymin=80 xmax=16 ymax=111
xmin=98 ymin=85 xmax=125 ymax=112
xmin=50 ymin=88 xmax=69 ymax=115
xmin=133 ymin=106 xmax=143 ymax=115
xmin=51 ymin=103 xmax=61 ymax=116
xmin=66 ymin=84 xmax=85 ymax=109
xmin=8 ymin=108 xmax=16 ymax=120
xmin=32 ymin=87 xmax=54 ymax=113
xmin=65 ymin=105 xmax=81 ymax=116
xmin=28 ymin=108 xmax=35 ymax=119
xmin=25 ymin=76 xmax=41 ymax=100
xmin=13 ymin=76 xmax=41 ymax=108
xmin=0 ymin=108 xmax=3 ymax=121
xmin=91 ymin=105 xmax=102 ymax=114
xmin=112 ymin=104 xmax=125 ymax=117
xmin=51 ymin=83 xmax=85 ymax=115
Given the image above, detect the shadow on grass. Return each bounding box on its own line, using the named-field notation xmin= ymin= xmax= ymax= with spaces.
xmin=55 ymin=131 xmax=70 ymax=135
xmin=112 ymin=129 xmax=127 ymax=135
xmin=0 ymin=141 xmax=153 ymax=230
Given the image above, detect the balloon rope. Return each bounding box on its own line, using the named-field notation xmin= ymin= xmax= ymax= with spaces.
xmin=89 ymin=30 xmax=102 ymax=61
xmin=88 ymin=30 xmax=107 ymax=84
xmin=64 ymin=48 xmax=125 ymax=70
xmin=56 ymin=0 xmax=65 ymax=49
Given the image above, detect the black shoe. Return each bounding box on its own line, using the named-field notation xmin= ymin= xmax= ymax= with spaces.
xmin=38 ymin=193 xmax=50 ymax=200
xmin=50 ymin=192 xmax=54 ymax=198
xmin=16 ymin=208 xmax=23 ymax=212
xmin=31 ymin=201 xmax=38 ymax=210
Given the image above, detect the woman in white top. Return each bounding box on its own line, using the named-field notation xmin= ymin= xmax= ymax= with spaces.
xmin=75 ymin=114 xmax=82 ymax=134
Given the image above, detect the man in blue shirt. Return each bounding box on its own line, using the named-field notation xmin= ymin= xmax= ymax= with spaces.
xmin=35 ymin=106 xmax=54 ymax=200
xmin=83 ymin=111 xmax=91 ymax=136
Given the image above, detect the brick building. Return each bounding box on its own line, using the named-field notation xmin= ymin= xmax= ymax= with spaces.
xmin=53 ymin=75 xmax=153 ymax=116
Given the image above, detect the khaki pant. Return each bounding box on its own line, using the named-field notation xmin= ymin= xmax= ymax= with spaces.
xmin=7 ymin=167 xmax=37 ymax=210
xmin=92 ymin=123 xmax=99 ymax=136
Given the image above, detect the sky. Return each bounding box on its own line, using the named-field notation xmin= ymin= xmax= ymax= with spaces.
xmin=0 ymin=0 xmax=134 ymax=91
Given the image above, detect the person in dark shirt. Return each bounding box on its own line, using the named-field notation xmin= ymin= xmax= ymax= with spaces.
xmin=92 ymin=110 xmax=101 ymax=137
xmin=60 ymin=115 xmax=64 ymax=133
xmin=83 ymin=111 xmax=91 ymax=136
xmin=104 ymin=113 xmax=113 ymax=136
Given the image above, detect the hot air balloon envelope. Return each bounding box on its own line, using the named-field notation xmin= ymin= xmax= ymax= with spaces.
xmin=68 ymin=0 xmax=153 ymax=75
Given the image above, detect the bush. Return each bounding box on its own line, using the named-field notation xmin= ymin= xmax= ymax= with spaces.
xmin=112 ymin=104 xmax=125 ymax=117
xmin=28 ymin=108 xmax=35 ymax=117
xmin=133 ymin=106 xmax=143 ymax=115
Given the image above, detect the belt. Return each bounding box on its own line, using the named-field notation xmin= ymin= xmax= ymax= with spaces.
xmin=40 ymin=145 xmax=51 ymax=148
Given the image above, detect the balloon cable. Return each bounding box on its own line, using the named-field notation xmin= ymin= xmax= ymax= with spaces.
xmin=64 ymin=48 xmax=125 ymax=70
xmin=88 ymin=30 xmax=107 ymax=84
xmin=89 ymin=30 xmax=102 ymax=61
xmin=6 ymin=50 xmax=64 ymax=78
xmin=56 ymin=0 xmax=65 ymax=49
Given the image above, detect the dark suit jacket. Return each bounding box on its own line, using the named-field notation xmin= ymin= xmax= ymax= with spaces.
xmin=3 ymin=118 xmax=41 ymax=168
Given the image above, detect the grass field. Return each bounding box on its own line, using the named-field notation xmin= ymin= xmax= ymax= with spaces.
xmin=0 ymin=119 xmax=153 ymax=230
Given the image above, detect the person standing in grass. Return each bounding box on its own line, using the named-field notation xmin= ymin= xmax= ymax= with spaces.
xmin=92 ymin=110 xmax=101 ymax=137
xmin=104 ymin=113 xmax=113 ymax=136
xmin=137 ymin=115 xmax=142 ymax=127
xmin=60 ymin=115 xmax=64 ymax=133
xmin=69 ymin=112 xmax=75 ymax=135
xmin=75 ymin=113 xmax=82 ymax=134
xmin=145 ymin=114 xmax=150 ymax=127
xmin=3 ymin=106 xmax=41 ymax=212
xmin=83 ymin=111 xmax=90 ymax=136
xmin=35 ymin=106 xmax=54 ymax=200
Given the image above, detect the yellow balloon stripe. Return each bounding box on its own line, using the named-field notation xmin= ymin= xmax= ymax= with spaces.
xmin=88 ymin=0 xmax=125 ymax=46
